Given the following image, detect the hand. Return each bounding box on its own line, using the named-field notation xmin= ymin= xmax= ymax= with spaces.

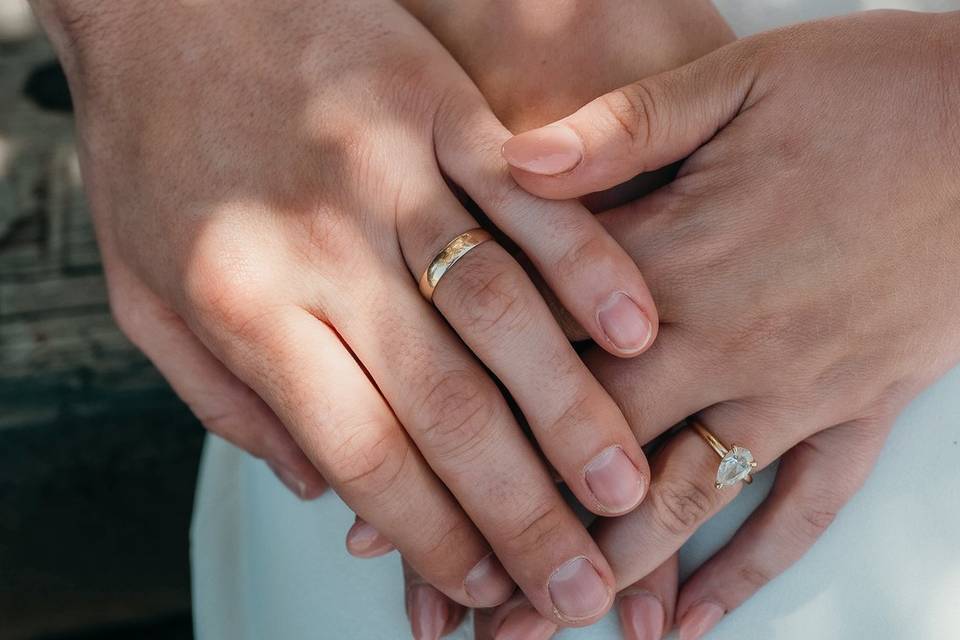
xmin=378 ymin=0 xmax=735 ymax=637
xmin=503 ymin=9 xmax=960 ymax=638
xmin=32 ymin=0 xmax=677 ymax=624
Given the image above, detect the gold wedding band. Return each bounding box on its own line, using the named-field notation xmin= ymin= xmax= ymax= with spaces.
xmin=690 ymin=420 xmax=758 ymax=489
xmin=418 ymin=228 xmax=494 ymax=301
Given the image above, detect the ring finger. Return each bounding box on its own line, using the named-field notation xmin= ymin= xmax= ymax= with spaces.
xmin=595 ymin=402 xmax=812 ymax=591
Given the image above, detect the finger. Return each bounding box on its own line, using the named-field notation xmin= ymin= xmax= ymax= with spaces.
xmin=111 ymin=280 xmax=327 ymax=499
xmin=404 ymin=559 xmax=468 ymax=640
xmin=434 ymin=92 xmax=660 ymax=359
xmin=333 ymin=261 xmax=615 ymax=624
xmin=619 ymin=554 xmax=679 ymax=640
xmin=399 ymin=188 xmax=649 ymax=517
xmin=499 ymin=42 xmax=759 ymax=200
xmin=191 ymin=303 xmax=509 ymax=608
xmin=675 ymin=419 xmax=890 ymax=640
xmin=482 ymin=593 xmax=557 ymax=640
xmin=345 ymin=516 xmax=396 ymax=558
xmin=595 ymin=402 xmax=814 ymax=591
xmin=583 ymin=328 xmax=735 ymax=447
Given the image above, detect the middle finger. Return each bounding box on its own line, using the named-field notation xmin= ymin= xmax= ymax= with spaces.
xmin=329 ymin=250 xmax=615 ymax=626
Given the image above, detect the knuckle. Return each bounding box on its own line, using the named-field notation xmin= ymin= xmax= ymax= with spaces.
xmin=444 ymin=256 xmax=533 ymax=344
xmin=650 ymin=477 xmax=718 ymax=536
xmin=416 ymin=370 xmax=499 ymax=462
xmin=421 ymin=517 xmax=476 ymax=561
xmin=598 ymin=83 xmax=657 ymax=151
xmin=553 ymin=233 xmax=613 ymax=285
xmin=795 ymin=503 xmax=839 ymax=540
xmin=546 ymin=390 xmax=596 ymax=437
xmin=501 ymin=502 xmax=567 ymax=558
xmin=736 ymin=564 xmax=772 ymax=590
xmin=328 ymin=425 xmax=410 ymax=500
xmin=182 ymin=255 xmax=272 ymax=342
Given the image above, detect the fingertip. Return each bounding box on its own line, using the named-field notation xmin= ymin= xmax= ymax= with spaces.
xmin=677 ymin=601 xmax=725 ymax=640
xmin=596 ymin=291 xmax=657 ymax=358
xmin=345 ymin=517 xmax=396 ymax=558
xmin=619 ymin=593 xmax=666 ymax=640
xmin=583 ymin=445 xmax=647 ymax=516
xmin=464 ymin=553 xmax=515 ymax=608
xmin=408 ymin=584 xmax=452 ymax=640
xmin=501 ymin=126 xmax=583 ymax=177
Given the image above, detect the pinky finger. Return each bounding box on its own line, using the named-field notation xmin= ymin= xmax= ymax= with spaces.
xmin=675 ymin=419 xmax=891 ymax=640
xmin=403 ymin=559 xmax=467 ymax=640
xmin=619 ymin=553 xmax=678 ymax=640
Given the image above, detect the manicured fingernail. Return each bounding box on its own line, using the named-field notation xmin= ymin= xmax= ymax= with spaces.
xmin=501 ymin=126 xmax=583 ymax=175
xmin=584 ymin=446 xmax=645 ymax=514
xmin=620 ymin=593 xmax=665 ymax=640
xmin=548 ymin=556 xmax=611 ymax=622
xmin=267 ymin=461 xmax=308 ymax=499
xmin=464 ymin=553 xmax=514 ymax=606
xmin=409 ymin=585 xmax=448 ymax=640
xmin=346 ymin=518 xmax=395 ymax=558
xmin=679 ymin=601 xmax=725 ymax=640
xmin=597 ymin=292 xmax=652 ymax=354
xmin=494 ymin=605 xmax=556 ymax=640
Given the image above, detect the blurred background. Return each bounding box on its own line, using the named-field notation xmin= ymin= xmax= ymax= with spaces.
xmin=1 ymin=2 xmax=202 ymax=638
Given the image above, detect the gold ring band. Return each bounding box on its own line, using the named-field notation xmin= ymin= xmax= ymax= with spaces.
xmin=689 ymin=419 xmax=758 ymax=489
xmin=418 ymin=228 xmax=494 ymax=301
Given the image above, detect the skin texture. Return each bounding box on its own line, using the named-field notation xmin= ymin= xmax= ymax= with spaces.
xmin=500 ymin=9 xmax=960 ymax=639
xmin=27 ymin=0 xmax=704 ymax=627
xmin=386 ymin=1 xmax=735 ymax=637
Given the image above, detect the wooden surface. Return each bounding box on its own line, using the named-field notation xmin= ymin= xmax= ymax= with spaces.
xmin=1 ymin=12 xmax=202 ymax=640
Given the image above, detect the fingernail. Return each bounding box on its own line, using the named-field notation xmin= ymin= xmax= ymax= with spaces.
xmin=409 ymin=585 xmax=449 ymax=640
xmin=494 ymin=605 xmax=556 ymax=640
xmin=547 ymin=556 xmax=611 ymax=622
xmin=679 ymin=601 xmax=725 ymax=640
xmin=584 ymin=446 xmax=645 ymax=514
xmin=501 ymin=126 xmax=583 ymax=175
xmin=597 ymin=292 xmax=653 ymax=354
xmin=267 ymin=461 xmax=308 ymax=499
xmin=620 ymin=593 xmax=665 ymax=640
xmin=346 ymin=518 xmax=395 ymax=558
xmin=464 ymin=553 xmax=514 ymax=606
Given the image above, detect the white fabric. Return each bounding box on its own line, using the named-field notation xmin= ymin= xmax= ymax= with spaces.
xmin=191 ymin=2 xmax=960 ymax=638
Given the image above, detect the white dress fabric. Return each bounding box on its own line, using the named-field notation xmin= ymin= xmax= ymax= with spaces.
xmin=190 ymin=1 xmax=960 ymax=638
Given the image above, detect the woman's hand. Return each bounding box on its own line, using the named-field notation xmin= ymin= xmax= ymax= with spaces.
xmin=30 ymin=0 xmax=680 ymax=625
xmin=503 ymin=9 xmax=960 ymax=638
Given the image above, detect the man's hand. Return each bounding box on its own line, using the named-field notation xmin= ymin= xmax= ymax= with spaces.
xmin=28 ymin=0 xmax=688 ymax=625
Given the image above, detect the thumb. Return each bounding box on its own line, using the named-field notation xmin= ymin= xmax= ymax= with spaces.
xmin=501 ymin=42 xmax=758 ymax=200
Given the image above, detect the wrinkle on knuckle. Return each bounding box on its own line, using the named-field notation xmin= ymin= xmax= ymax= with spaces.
xmin=737 ymin=564 xmax=772 ymax=590
xmin=416 ymin=371 xmax=498 ymax=462
xmin=447 ymin=260 xmax=533 ymax=344
xmin=502 ymin=502 xmax=566 ymax=558
xmin=598 ymin=83 xmax=657 ymax=154
xmin=546 ymin=390 xmax=596 ymax=437
xmin=553 ymin=233 xmax=612 ymax=285
xmin=421 ymin=518 xmax=475 ymax=562
xmin=650 ymin=477 xmax=717 ymax=537
xmin=795 ymin=503 xmax=839 ymax=540
xmin=328 ymin=426 xmax=409 ymax=500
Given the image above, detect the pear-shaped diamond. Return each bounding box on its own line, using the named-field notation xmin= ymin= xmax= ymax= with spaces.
xmin=715 ymin=446 xmax=754 ymax=488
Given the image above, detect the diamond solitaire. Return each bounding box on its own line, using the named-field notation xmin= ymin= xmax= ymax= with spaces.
xmin=690 ymin=421 xmax=759 ymax=489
